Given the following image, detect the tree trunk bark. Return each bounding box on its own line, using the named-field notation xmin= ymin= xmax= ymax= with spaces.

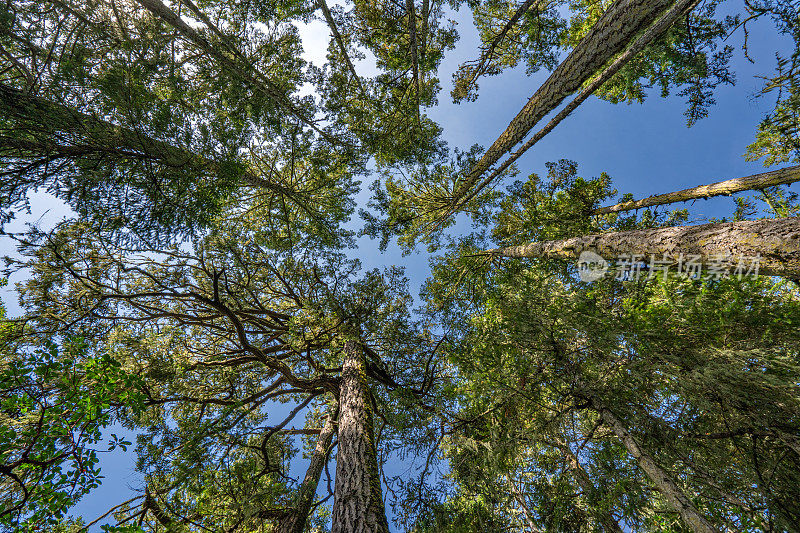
xmin=506 ymin=475 xmax=544 ymax=532
xmin=406 ymin=0 xmax=420 ymax=97
xmin=277 ymin=408 xmax=338 ymax=533
xmin=486 ymin=218 xmax=800 ymax=279
xmin=458 ymin=0 xmax=677 ymax=193
xmin=143 ymin=487 xmax=176 ymax=529
xmin=452 ymin=0 xmax=697 ymax=210
xmin=593 ymin=166 xmax=800 ymax=215
xmin=330 ymin=341 xmax=390 ymax=533
xmin=590 ymin=401 xmax=718 ymax=533
xmin=317 ymin=0 xmax=368 ymax=99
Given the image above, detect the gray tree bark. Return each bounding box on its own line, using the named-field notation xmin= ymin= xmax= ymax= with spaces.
xmin=330 ymin=341 xmax=390 ymax=533
xmin=456 ymin=0 xmax=679 ymax=199
xmin=486 ymin=218 xmax=800 ymax=278
xmin=590 ymin=401 xmax=718 ymax=533
xmin=277 ymin=409 xmax=338 ymax=533
xmin=593 ymin=166 xmax=800 ymax=215
xmin=453 ymin=0 xmax=699 ymax=211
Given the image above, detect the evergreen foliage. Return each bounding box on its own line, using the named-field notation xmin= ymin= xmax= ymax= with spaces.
xmin=1 ymin=0 xmax=799 ymax=531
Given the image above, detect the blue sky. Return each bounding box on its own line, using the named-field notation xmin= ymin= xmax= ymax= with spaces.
xmin=352 ymin=2 xmax=799 ymax=297
xmin=1 ymin=2 xmax=797 ymax=529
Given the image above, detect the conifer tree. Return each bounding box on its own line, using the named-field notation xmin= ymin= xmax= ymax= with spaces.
xmin=421 ymin=163 xmax=800 ymax=532
xmin=2 ymin=0 xmax=800 ymax=531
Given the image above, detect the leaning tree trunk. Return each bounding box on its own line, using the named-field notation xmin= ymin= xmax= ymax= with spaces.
xmin=506 ymin=475 xmax=543 ymax=532
xmin=0 ymin=84 xmax=194 ymax=168
xmin=330 ymin=341 xmax=390 ymax=533
xmin=589 ymin=400 xmax=718 ymax=533
xmin=456 ymin=0 xmax=678 ymax=197
xmin=454 ymin=0 xmax=699 ymax=210
xmin=487 ymin=217 xmax=800 ymax=278
xmin=317 ymin=0 xmax=368 ymax=99
xmin=143 ymin=486 xmax=176 ymax=529
xmin=593 ymin=165 xmax=800 ymax=215
xmin=277 ymin=408 xmax=338 ymax=533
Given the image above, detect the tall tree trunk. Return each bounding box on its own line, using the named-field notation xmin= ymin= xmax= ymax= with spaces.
xmin=486 ymin=217 xmax=800 ymax=278
xmin=452 ymin=0 xmax=698 ymax=211
xmin=589 ymin=401 xmax=718 ymax=533
xmin=506 ymin=475 xmax=543 ymax=532
xmin=277 ymin=407 xmax=338 ymax=533
xmin=143 ymin=486 xmax=176 ymax=529
xmin=457 ymin=0 xmax=678 ymax=196
xmin=554 ymin=441 xmax=624 ymax=533
xmin=317 ymin=0 xmax=368 ymax=99
xmin=405 ymin=0 xmax=420 ymax=103
xmin=0 ymin=84 xmax=193 ymax=167
xmin=593 ymin=166 xmax=800 ymax=215
xmin=330 ymin=341 xmax=390 ymax=533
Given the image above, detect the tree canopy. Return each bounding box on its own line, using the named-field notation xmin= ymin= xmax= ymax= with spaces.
xmin=1 ymin=0 xmax=800 ymax=532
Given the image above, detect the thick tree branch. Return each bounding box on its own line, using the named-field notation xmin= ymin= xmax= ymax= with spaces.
xmin=593 ymin=165 xmax=800 ymax=215
xmin=486 ymin=217 xmax=800 ymax=278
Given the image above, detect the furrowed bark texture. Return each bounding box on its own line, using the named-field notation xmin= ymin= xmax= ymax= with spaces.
xmin=277 ymin=410 xmax=337 ymax=533
xmin=458 ymin=0 xmax=676 ymax=195
xmin=487 ymin=218 xmax=800 ymax=278
xmin=331 ymin=341 xmax=390 ymax=533
xmin=594 ymin=165 xmax=800 ymax=214
xmin=454 ymin=0 xmax=698 ymax=211
xmin=593 ymin=403 xmax=718 ymax=533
